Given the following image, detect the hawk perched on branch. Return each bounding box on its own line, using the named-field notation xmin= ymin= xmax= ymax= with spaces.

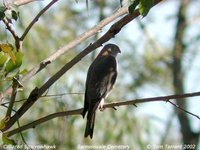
xmin=82 ymin=43 xmax=121 ymax=138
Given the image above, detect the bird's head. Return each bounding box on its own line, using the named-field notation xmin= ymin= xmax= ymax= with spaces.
xmin=100 ymin=43 xmax=121 ymax=57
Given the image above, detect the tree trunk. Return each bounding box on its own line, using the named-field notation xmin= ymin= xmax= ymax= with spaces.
xmin=172 ymin=0 xmax=199 ymax=147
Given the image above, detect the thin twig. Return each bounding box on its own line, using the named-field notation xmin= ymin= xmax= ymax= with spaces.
xmin=168 ymin=100 xmax=200 ymax=120
xmin=6 ymin=78 xmax=19 ymax=117
xmin=20 ymin=0 xmax=59 ymax=41
xmin=1 ymin=92 xmax=84 ymax=105
xmin=1 ymin=104 xmax=17 ymax=112
xmin=5 ymin=91 xmax=200 ymax=137
xmin=2 ymin=18 xmax=21 ymax=50
xmin=17 ymin=120 xmax=33 ymax=150
xmin=2 ymin=18 xmax=19 ymax=41
xmin=40 ymin=92 xmax=84 ymax=97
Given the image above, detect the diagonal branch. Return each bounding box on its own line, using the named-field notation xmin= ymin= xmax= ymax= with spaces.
xmin=20 ymin=0 xmax=59 ymax=41
xmin=21 ymin=6 xmax=129 ymax=82
xmin=167 ymin=100 xmax=199 ymax=120
xmin=2 ymin=18 xmax=19 ymax=41
xmin=2 ymin=18 xmax=21 ymax=50
xmin=2 ymin=0 xmax=57 ymax=50
xmin=5 ymin=91 xmax=200 ymax=137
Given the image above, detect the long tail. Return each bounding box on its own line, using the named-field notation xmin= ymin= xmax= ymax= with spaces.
xmin=84 ymin=112 xmax=95 ymax=139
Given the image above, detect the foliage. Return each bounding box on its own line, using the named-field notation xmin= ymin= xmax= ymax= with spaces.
xmin=129 ymin=0 xmax=155 ymax=16
xmin=0 ymin=0 xmax=199 ymax=149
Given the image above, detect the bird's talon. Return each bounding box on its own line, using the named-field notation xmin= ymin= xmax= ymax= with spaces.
xmin=99 ymin=106 xmax=105 ymax=111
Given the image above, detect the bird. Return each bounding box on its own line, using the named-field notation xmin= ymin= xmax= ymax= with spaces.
xmin=82 ymin=43 xmax=121 ymax=139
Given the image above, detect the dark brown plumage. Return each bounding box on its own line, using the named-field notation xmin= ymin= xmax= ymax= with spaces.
xmin=82 ymin=43 xmax=121 ymax=138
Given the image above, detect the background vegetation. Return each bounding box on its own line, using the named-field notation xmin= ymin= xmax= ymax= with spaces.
xmin=0 ymin=0 xmax=199 ymax=149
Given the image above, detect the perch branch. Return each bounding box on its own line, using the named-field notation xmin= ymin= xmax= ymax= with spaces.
xmin=5 ymin=91 xmax=200 ymax=137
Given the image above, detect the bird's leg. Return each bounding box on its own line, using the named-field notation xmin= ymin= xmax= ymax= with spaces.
xmin=98 ymin=98 xmax=105 ymax=111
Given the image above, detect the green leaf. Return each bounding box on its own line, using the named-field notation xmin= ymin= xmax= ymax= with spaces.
xmin=0 ymin=12 xmax=5 ymax=20
xmin=0 ymin=52 xmax=9 ymax=69
xmin=10 ymin=4 xmax=19 ymax=21
xmin=19 ymin=69 xmax=28 ymax=75
xmin=0 ymin=116 xmax=10 ymax=129
xmin=5 ymin=52 xmax=23 ymax=75
xmin=0 ymin=43 xmax=13 ymax=53
xmin=128 ymin=0 xmax=154 ymax=16
xmin=0 ymin=6 xmax=6 ymax=12
xmin=128 ymin=0 xmax=139 ymax=14
xmin=0 ymin=43 xmax=16 ymax=64
xmin=2 ymin=133 xmax=16 ymax=145
xmin=12 ymin=10 xmax=18 ymax=21
xmin=139 ymin=0 xmax=154 ymax=17
xmin=0 ymin=6 xmax=6 ymax=20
